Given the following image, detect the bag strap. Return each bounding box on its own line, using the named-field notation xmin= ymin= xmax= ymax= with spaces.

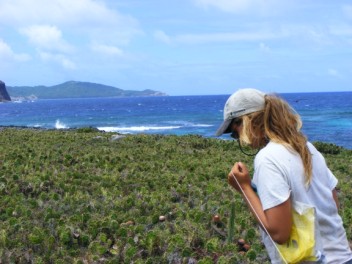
xmin=231 ymin=172 xmax=288 ymax=263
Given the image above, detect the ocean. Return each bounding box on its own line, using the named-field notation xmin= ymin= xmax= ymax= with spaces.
xmin=1 ymin=92 xmax=351 ymax=149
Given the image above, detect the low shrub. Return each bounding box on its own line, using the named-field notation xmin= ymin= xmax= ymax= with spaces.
xmin=0 ymin=128 xmax=350 ymax=263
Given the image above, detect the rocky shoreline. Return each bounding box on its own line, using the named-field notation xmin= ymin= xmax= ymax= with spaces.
xmin=0 ymin=80 xmax=11 ymax=102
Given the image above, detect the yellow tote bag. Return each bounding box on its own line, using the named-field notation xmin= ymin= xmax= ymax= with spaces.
xmin=276 ymin=201 xmax=318 ymax=263
xmin=231 ymin=174 xmax=321 ymax=263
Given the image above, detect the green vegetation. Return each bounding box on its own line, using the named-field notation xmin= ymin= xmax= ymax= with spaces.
xmin=7 ymin=81 xmax=167 ymax=99
xmin=0 ymin=128 xmax=351 ymax=263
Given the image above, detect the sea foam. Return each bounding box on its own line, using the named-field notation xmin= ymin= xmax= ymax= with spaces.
xmin=55 ymin=120 xmax=68 ymax=129
xmin=98 ymin=126 xmax=181 ymax=132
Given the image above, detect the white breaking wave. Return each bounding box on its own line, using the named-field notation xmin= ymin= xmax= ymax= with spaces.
xmin=98 ymin=126 xmax=181 ymax=132
xmin=97 ymin=122 xmax=213 ymax=133
xmin=55 ymin=120 xmax=68 ymax=129
xmin=190 ymin=124 xmax=213 ymax=127
xmin=166 ymin=121 xmax=213 ymax=128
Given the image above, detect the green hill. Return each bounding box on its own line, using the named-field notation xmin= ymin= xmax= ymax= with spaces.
xmin=7 ymin=81 xmax=167 ymax=99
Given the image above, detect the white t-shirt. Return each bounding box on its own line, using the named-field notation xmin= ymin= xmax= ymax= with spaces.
xmin=252 ymin=141 xmax=352 ymax=264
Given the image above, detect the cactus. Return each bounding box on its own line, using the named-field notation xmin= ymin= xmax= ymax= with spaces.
xmin=227 ymin=201 xmax=235 ymax=244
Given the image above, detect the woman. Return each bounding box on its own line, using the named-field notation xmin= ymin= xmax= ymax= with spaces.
xmin=216 ymin=88 xmax=352 ymax=263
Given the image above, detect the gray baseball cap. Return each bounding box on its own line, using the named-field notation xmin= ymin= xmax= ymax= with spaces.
xmin=215 ymin=88 xmax=266 ymax=136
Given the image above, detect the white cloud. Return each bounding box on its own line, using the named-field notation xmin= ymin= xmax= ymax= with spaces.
xmin=278 ymin=24 xmax=333 ymax=46
xmin=154 ymin=30 xmax=285 ymax=44
xmin=193 ymin=0 xmax=282 ymax=14
xmin=174 ymin=32 xmax=278 ymax=44
xmin=0 ymin=0 xmax=123 ymax=26
xmin=342 ymin=5 xmax=352 ymax=19
xmin=91 ymin=43 xmax=123 ymax=56
xmin=20 ymin=25 xmax=73 ymax=53
xmin=0 ymin=0 xmax=143 ymax=74
xmin=0 ymin=39 xmax=30 ymax=61
xmin=154 ymin=30 xmax=172 ymax=44
xmin=155 ymin=22 xmax=348 ymax=48
xmin=194 ymin=0 xmax=253 ymax=12
xmin=329 ymin=24 xmax=352 ymax=37
xmin=0 ymin=0 xmax=141 ymax=45
xmin=279 ymin=22 xmax=352 ymax=46
xmin=39 ymin=51 xmax=76 ymax=70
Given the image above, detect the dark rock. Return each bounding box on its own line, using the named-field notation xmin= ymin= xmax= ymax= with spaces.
xmin=0 ymin=81 xmax=11 ymax=102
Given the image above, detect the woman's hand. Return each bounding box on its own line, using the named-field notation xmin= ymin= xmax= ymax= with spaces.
xmin=228 ymin=162 xmax=252 ymax=193
xmin=228 ymin=162 xmax=293 ymax=244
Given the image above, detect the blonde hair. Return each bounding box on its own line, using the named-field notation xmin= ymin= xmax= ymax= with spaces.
xmin=240 ymin=94 xmax=312 ymax=185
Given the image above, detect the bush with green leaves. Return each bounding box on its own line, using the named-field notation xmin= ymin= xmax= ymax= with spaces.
xmin=0 ymin=128 xmax=351 ymax=263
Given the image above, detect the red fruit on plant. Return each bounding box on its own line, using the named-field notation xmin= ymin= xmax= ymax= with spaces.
xmin=243 ymin=243 xmax=251 ymax=252
xmin=237 ymin=238 xmax=245 ymax=246
xmin=212 ymin=214 xmax=221 ymax=222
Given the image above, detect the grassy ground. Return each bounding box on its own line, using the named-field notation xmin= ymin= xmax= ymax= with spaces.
xmin=0 ymin=128 xmax=351 ymax=263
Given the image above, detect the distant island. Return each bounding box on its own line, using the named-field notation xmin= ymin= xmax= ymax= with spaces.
xmin=6 ymin=81 xmax=167 ymax=100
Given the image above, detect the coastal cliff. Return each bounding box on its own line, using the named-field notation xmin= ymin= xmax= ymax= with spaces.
xmin=0 ymin=80 xmax=11 ymax=102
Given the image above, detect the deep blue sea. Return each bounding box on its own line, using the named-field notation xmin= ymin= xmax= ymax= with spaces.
xmin=1 ymin=92 xmax=351 ymax=149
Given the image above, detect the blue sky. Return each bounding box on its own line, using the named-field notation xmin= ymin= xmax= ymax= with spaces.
xmin=0 ymin=0 xmax=351 ymax=95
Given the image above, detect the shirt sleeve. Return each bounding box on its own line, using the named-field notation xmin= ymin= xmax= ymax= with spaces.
xmin=253 ymin=156 xmax=291 ymax=211
xmin=308 ymin=142 xmax=338 ymax=191
xmin=327 ymin=168 xmax=338 ymax=190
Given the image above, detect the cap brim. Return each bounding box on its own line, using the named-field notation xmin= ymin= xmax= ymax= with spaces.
xmin=215 ymin=119 xmax=232 ymax=137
